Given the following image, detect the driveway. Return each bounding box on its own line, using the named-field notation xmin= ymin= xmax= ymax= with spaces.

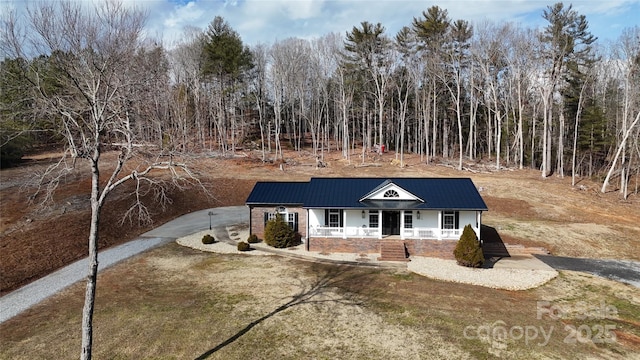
xmin=0 ymin=206 xmax=248 ymax=324
xmin=535 ymin=255 xmax=640 ymax=288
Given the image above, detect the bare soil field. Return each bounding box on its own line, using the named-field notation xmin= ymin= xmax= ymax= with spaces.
xmin=1 ymin=149 xmax=639 ymax=359
xmin=1 ymin=149 xmax=638 ymax=294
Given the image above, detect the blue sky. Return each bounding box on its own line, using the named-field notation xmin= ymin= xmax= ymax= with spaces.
xmin=3 ymin=1 xmax=639 ymax=47
xmin=149 ymin=0 xmax=639 ymax=47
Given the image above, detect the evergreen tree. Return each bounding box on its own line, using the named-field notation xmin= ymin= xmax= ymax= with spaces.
xmin=453 ymin=224 xmax=484 ymax=268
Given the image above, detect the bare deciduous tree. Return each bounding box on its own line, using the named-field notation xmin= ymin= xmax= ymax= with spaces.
xmin=2 ymin=2 xmax=203 ymax=359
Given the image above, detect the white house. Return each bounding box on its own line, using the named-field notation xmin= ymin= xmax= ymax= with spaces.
xmin=246 ymin=177 xmax=488 ymax=260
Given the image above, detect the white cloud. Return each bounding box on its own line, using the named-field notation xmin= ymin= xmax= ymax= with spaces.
xmin=163 ymin=1 xmax=208 ymax=28
xmin=5 ymin=0 xmax=637 ymax=48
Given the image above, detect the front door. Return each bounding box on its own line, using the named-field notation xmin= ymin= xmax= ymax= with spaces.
xmin=382 ymin=211 xmax=400 ymax=236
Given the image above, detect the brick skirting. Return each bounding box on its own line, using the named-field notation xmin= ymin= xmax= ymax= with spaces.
xmin=308 ymin=237 xmax=456 ymax=260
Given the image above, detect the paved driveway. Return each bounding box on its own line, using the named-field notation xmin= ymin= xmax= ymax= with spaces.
xmin=0 ymin=206 xmax=248 ymax=324
xmin=535 ymin=255 xmax=640 ymax=288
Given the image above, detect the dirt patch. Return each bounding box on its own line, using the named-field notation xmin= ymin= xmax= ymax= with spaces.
xmin=483 ymin=196 xmax=536 ymax=219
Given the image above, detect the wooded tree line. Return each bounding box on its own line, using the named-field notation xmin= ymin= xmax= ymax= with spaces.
xmin=1 ymin=2 xmax=639 ymax=197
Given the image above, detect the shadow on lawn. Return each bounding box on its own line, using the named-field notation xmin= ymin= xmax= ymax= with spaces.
xmin=194 ymin=263 xmax=368 ymax=360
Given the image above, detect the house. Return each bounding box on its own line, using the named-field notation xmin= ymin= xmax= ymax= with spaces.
xmin=245 ymin=177 xmax=488 ymax=259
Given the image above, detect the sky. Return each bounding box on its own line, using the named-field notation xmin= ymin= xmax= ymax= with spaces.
xmin=144 ymin=0 xmax=640 ymax=47
xmin=3 ymin=0 xmax=639 ymax=48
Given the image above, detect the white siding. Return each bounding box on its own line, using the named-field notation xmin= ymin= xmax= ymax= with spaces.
xmin=459 ymin=211 xmax=478 ymax=229
xmin=412 ymin=211 xmax=438 ymax=228
xmin=309 ymin=209 xmax=323 ymax=228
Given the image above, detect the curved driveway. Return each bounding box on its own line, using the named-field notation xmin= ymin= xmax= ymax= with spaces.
xmin=0 ymin=206 xmax=248 ymax=324
xmin=2 ymin=205 xmax=638 ymax=323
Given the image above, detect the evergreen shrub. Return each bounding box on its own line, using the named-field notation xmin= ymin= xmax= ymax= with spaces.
xmin=453 ymin=224 xmax=484 ymax=268
xmin=202 ymin=234 xmax=216 ymax=244
xmin=264 ymin=213 xmax=300 ymax=248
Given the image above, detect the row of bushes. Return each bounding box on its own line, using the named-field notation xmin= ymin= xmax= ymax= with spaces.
xmin=200 ymin=233 xmax=259 ymax=252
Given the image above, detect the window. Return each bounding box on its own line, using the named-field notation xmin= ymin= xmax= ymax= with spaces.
xmin=383 ymin=189 xmax=399 ymax=198
xmin=443 ymin=211 xmax=458 ymax=229
xmin=328 ymin=209 xmax=340 ymax=228
xmin=264 ymin=209 xmax=298 ymax=232
xmin=369 ymin=210 xmax=379 ymax=228
xmin=404 ymin=211 xmax=413 ymax=229
xmin=287 ymin=213 xmax=299 ymax=232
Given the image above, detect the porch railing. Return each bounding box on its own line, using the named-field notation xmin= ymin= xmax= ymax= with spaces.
xmin=310 ymin=226 xmax=463 ymax=239
xmin=310 ymin=226 xmax=379 ymax=238
xmin=403 ymin=228 xmax=462 ymax=239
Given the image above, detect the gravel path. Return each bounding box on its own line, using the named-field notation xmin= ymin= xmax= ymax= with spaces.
xmin=0 ymin=206 xmax=247 ymax=324
xmin=0 ymin=237 xmax=174 ymax=323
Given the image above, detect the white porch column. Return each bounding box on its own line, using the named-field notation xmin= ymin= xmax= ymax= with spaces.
xmin=437 ymin=211 xmax=442 ymax=240
xmin=400 ymin=210 xmax=405 ymax=240
xmin=343 ymin=210 xmax=347 ymax=239
xmin=378 ymin=211 xmax=382 ymax=239
xmin=477 ymin=211 xmax=482 ymax=241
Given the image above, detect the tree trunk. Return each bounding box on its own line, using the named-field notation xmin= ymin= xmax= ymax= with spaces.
xmin=81 ymin=153 xmax=102 ymax=360
xmin=601 ymin=111 xmax=640 ymax=193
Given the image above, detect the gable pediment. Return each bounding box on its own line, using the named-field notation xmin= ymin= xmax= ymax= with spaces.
xmin=359 ymin=180 xmax=424 ymax=202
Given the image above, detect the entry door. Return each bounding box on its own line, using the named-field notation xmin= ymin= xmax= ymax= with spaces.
xmin=382 ymin=211 xmax=400 ymax=236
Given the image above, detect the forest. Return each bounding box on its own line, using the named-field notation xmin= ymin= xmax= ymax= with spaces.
xmin=1 ymin=1 xmax=639 ymax=197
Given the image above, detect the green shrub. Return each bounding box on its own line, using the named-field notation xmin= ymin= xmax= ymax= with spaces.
xmin=201 ymin=234 xmax=216 ymax=244
xmin=247 ymin=234 xmax=260 ymax=244
xmin=237 ymin=241 xmax=251 ymax=251
xmin=264 ymin=213 xmax=300 ymax=248
xmin=453 ymin=224 xmax=484 ymax=268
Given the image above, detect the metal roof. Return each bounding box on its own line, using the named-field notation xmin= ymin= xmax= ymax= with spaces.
xmin=245 ymin=181 xmax=308 ymax=206
xmin=245 ymin=177 xmax=488 ymax=211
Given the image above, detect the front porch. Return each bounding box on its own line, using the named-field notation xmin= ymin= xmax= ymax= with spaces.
xmin=307 ymin=208 xmax=480 ymax=241
xmin=308 ymin=226 xmax=462 ymax=240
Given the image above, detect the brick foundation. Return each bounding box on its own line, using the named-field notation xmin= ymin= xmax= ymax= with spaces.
xmin=308 ymin=237 xmax=456 ymax=260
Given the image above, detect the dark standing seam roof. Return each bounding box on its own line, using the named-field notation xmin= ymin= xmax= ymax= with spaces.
xmin=245 ymin=178 xmax=488 ymax=211
xmin=245 ymin=181 xmax=308 ymax=206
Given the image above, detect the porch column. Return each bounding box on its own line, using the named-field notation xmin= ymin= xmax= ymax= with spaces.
xmin=437 ymin=211 xmax=442 ymax=240
xmin=477 ymin=211 xmax=482 ymax=241
xmin=342 ymin=209 xmax=347 ymax=239
xmin=378 ymin=211 xmax=382 ymax=239
xmin=400 ymin=210 xmax=405 ymax=240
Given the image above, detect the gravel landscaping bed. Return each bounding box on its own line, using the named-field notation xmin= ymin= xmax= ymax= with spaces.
xmin=177 ymin=230 xmax=558 ymax=291
xmin=408 ymin=257 xmax=558 ymax=290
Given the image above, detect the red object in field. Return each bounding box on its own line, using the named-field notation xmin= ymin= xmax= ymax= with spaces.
xmin=380 ymin=144 xmax=385 ymax=153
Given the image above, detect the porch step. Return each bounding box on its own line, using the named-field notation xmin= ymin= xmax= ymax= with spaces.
xmin=378 ymin=241 xmax=410 ymax=262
